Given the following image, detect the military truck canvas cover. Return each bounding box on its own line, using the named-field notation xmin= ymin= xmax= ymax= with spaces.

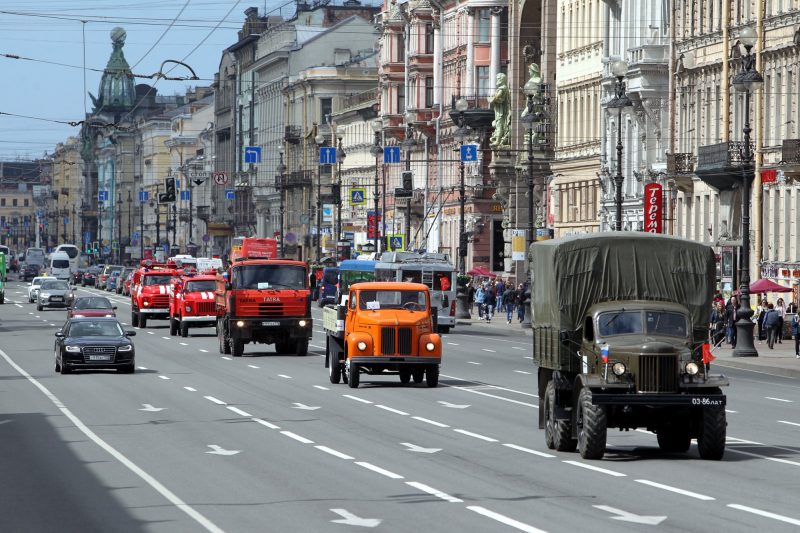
xmin=530 ymin=232 xmax=715 ymax=333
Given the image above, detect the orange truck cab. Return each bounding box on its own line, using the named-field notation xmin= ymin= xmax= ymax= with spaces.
xmin=324 ymin=281 xmax=442 ymax=389
xmin=216 ymin=258 xmax=312 ymax=357
xmin=130 ymin=260 xmax=177 ymax=328
xmin=169 ymin=272 xmax=219 ymax=337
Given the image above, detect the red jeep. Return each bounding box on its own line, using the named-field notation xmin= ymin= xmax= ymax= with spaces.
xmin=130 ymin=261 xmax=176 ymax=328
xmin=169 ymin=272 xmax=219 ymax=337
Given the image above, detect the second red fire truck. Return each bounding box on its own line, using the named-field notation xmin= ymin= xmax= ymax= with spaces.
xmin=169 ymin=271 xmax=220 ymax=337
xmin=130 ymin=260 xmax=176 ymax=328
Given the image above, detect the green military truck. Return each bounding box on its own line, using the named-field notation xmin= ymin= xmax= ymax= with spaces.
xmin=531 ymin=232 xmax=728 ymax=460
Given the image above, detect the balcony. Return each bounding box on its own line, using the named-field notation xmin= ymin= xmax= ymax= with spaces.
xmin=779 ymin=139 xmax=800 ymax=180
xmin=694 ymin=141 xmax=755 ymax=191
xmin=667 ymin=152 xmax=695 ymax=193
xmin=284 ymin=125 xmax=302 ymax=145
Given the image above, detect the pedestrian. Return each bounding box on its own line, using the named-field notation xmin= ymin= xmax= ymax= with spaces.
xmin=495 ymin=278 xmax=505 ymax=311
xmin=467 ymin=282 xmax=476 ymax=317
xmin=793 ymin=313 xmax=800 ymax=357
xmin=709 ymin=302 xmax=726 ymax=347
xmin=474 ymin=283 xmax=486 ymax=319
xmin=763 ymin=303 xmax=780 ymax=349
xmin=776 ymin=297 xmax=787 ymax=343
xmin=755 ymin=299 xmax=768 ymax=341
xmin=504 ymin=285 xmax=517 ymax=324
xmin=788 ymin=300 xmax=799 ymax=314
xmin=517 ymin=283 xmax=527 ymax=323
xmin=725 ymin=296 xmax=738 ymax=347
xmin=484 ymin=285 xmax=496 ymax=321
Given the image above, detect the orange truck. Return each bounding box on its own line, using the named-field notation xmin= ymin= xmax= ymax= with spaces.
xmin=169 ymin=271 xmax=219 ymax=337
xmin=229 ymin=237 xmax=278 ymax=262
xmin=130 ymin=260 xmax=177 ymax=328
xmin=323 ymin=281 xmax=442 ymax=389
xmin=216 ymin=257 xmax=312 ymax=357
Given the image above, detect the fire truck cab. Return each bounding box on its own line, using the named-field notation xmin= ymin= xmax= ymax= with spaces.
xmin=130 ymin=260 xmax=176 ymax=328
xmin=169 ymin=271 xmax=219 ymax=337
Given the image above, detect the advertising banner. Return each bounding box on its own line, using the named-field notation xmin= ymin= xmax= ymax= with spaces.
xmin=511 ymin=229 xmax=526 ymax=260
xmin=643 ymin=183 xmax=663 ymax=233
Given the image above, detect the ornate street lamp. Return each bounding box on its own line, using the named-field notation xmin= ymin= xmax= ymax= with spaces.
xmin=315 ymin=133 xmax=326 ymax=262
xmin=522 ymin=78 xmax=538 ymax=249
xmin=403 ymin=111 xmax=416 ymax=249
xmin=370 ymin=119 xmax=383 ymax=254
xmin=608 ymin=59 xmax=632 ymax=231
xmin=276 ymin=150 xmax=287 ymax=257
xmin=732 ymin=26 xmax=763 ymax=358
xmin=454 ymin=97 xmax=471 ymax=320
xmin=335 ymin=137 xmax=346 ymax=256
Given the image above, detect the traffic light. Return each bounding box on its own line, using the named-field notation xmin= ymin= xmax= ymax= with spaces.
xmin=402 ymin=171 xmax=413 ymax=191
xmin=162 ymin=177 xmax=176 ymax=202
xmin=331 ymin=183 xmax=341 ymax=204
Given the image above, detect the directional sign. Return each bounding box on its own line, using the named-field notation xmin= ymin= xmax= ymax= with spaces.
xmin=180 ymin=190 xmax=191 ymax=201
xmin=213 ymin=171 xmax=228 ymax=185
xmin=98 ymin=190 xmax=109 ymax=202
xmin=225 ymin=189 xmax=235 ymax=200
xmin=292 ymin=403 xmax=321 ymax=411
xmin=244 ymin=146 xmax=261 ymax=164
xmin=138 ymin=404 xmax=166 ymax=412
xmin=139 ymin=190 xmax=149 ymax=203
xmin=460 ymin=144 xmax=478 ymax=162
xmin=189 ymin=170 xmax=210 ymax=179
xmin=319 ymin=146 xmax=337 ymax=165
xmin=350 ymin=188 xmax=366 ymax=206
xmin=383 ymin=146 xmax=401 ymax=164
xmin=83 ymin=231 xmax=91 ymax=244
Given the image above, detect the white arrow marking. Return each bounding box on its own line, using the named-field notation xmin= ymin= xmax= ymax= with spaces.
xmin=292 ymin=402 xmax=321 ymax=411
xmin=330 ymin=509 xmax=382 ymax=528
xmin=593 ymin=505 xmax=667 ymax=525
xmin=438 ymin=401 xmax=470 ymax=409
xmin=138 ymin=404 xmax=166 ymax=412
xmin=205 ymin=445 xmax=240 ymax=456
xmin=401 ymin=442 xmax=441 ymax=454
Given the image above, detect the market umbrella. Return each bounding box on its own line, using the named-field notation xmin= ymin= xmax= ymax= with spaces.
xmin=749 ymin=278 xmax=792 ymax=293
xmin=466 ymin=266 xmax=497 ymax=278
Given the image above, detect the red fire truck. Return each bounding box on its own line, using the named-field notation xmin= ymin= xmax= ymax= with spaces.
xmin=130 ymin=260 xmax=177 ymax=328
xmin=216 ymin=257 xmax=312 ymax=357
xmin=169 ymin=271 xmax=219 ymax=337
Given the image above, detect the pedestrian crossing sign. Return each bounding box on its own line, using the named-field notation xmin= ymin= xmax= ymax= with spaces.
xmin=388 ymin=234 xmax=405 ymax=251
xmin=350 ymin=188 xmax=366 ymax=206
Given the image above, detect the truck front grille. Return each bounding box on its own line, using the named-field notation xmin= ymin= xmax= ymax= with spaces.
xmin=381 ymin=327 xmax=396 ymax=355
xmin=636 ymin=355 xmax=678 ymax=393
xmin=152 ymin=295 xmax=169 ymax=308
xmin=397 ymin=328 xmax=412 ymax=355
xmin=380 ymin=327 xmax=413 ymax=355
xmin=258 ymin=303 xmax=284 ymax=317
xmin=196 ymin=302 xmax=216 ymax=314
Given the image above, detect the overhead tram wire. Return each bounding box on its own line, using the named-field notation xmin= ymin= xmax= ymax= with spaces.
xmin=130 ymin=0 xmax=192 ymax=70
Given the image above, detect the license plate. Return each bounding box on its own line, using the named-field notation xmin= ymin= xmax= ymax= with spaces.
xmin=89 ymin=355 xmax=110 ymax=361
xmin=52 ymin=296 xmax=63 ymax=301
xmin=262 ymin=321 xmax=280 ymax=326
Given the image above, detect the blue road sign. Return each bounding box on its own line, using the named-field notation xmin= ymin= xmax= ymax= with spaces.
xmin=139 ymin=190 xmax=149 ymax=203
xmin=319 ymin=147 xmax=337 ymax=165
xmin=83 ymin=231 xmax=91 ymax=244
xmin=225 ymin=189 xmax=235 ymax=200
xmin=460 ymin=144 xmax=478 ymax=162
xmin=175 ymin=178 xmax=181 ymax=189
xmin=180 ymin=190 xmax=190 ymax=201
xmin=102 ymin=246 xmax=110 ymax=255
xmin=63 ymin=216 xmax=68 ymax=226
xmin=350 ymin=188 xmax=365 ymax=205
xmin=24 ymin=219 xmax=30 ymax=229
xmin=244 ymin=146 xmax=262 ymax=164
xmin=98 ymin=190 xmax=109 ymax=202
xmin=383 ymin=146 xmax=401 ymax=164
xmin=389 ymin=235 xmax=404 ymax=251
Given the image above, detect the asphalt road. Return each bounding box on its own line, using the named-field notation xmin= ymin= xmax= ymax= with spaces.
xmin=2 ymin=280 xmax=800 ymax=532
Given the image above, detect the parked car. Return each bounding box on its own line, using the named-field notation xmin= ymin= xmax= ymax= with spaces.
xmin=54 ymin=317 xmax=136 ymax=374
xmin=82 ymin=266 xmax=101 ymax=287
xmin=21 ymin=263 xmax=41 ymax=282
xmin=117 ymin=267 xmax=135 ymax=294
xmin=67 ymin=296 xmax=117 ymax=318
xmin=37 ymin=279 xmax=75 ymax=311
xmin=27 ymin=276 xmax=47 ymax=302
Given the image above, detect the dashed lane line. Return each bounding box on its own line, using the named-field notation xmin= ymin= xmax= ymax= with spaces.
xmin=281 ymin=431 xmax=314 ymax=444
xmin=502 ymin=443 xmax=556 ymax=458
xmin=278 ymin=374 xmax=292 ymax=379
xmin=467 ymin=362 xmax=481 ymax=365
xmin=162 ymin=336 xmax=171 ymax=340
xmin=137 ymin=366 xmax=148 ymax=370
xmin=355 ymin=462 xmax=404 ymax=479
xmin=778 ymin=420 xmax=800 ymax=427
xmin=451 ymin=386 xmax=538 ymax=408
xmin=513 ymin=370 xmax=532 ymax=375
xmin=343 ymin=394 xmax=373 ymax=404
xmin=453 ymin=429 xmax=498 ymax=443
xmin=405 ymin=481 xmax=463 ymax=503
xmin=199 ymin=349 xmax=209 ymax=353
xmin=158 ymin=376 xmax=171 ymax=380
xmin=184 ymin=387 xmax=197 ymax=392
xmin=221 ymin=357 xmax=232 ymax=361
xmin=376 ymin=405 xmax=409 ymax=416
xmin=481 ymin=349 xmax=496 ymax=353
xmin=447 ymin=342 xmax=460 ymax=346
xmin=247 ymin=365 xmax=260 ymax=369
xmin=315 ymin=446 xmax=353 ymax=460
xmin=725 ymin=447 xmax=800 ymax=467
xmin=562 ymin=461 xmax=626 ymax=477
xmin=411 ymin=416 xmax=450 ymax=428
xmin=727 ymin=504 xmax=800 ymax=526
xmin=634 ymin=479 xmax=714 ymax=500
xmin=467 ymin=506 xmax=547 ymax=533
xmin=765 ymin=397 xmax=793 ymax=403
xmin=252 ymin=417 xmax=280 ymax=430
xmin=204 ymin=396 xmax=227 ymax=405
xmin=314 ymin=385 xmax=329 ymax=390
xmin=226 ymin=406 xmax=253 ymax=417
xmin=179 ymin=342 xmax=188 ymax=346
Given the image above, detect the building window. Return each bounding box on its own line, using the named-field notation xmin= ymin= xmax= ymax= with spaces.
xmin=476 ymin=66 xmax=490 ymax=97
xmin=397 ymin=33 xmax=405 ymax=62
xmin=0 ymin=199 xmax=4 ymax=207
xmin=12 ymin=199 xmax=17 ymax=207
xmin=320 ymin=97 xmax=332 ymax=123
xmin=425 ymin=77 xmax=434 ymax=108
xmin=476 ymin=9 xmax=490 ymax=43
xmin=396 ymin=85 xmax=405 ymax=114
xmin=24 ymin=199 xmax=29 ymax=207
xmin=425 ymin=24 xmax=434 ymax=54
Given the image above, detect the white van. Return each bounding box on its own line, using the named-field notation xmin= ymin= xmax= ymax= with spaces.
xmin=49 ymin=251 xmax=72 ymax=280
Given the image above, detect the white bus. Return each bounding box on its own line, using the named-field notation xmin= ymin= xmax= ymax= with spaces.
xmin=54 ymin=244 xmax=80 ymax=273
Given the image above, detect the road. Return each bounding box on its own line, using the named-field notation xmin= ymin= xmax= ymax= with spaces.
xmin=2 ymin=280 xmax=800 ymax=532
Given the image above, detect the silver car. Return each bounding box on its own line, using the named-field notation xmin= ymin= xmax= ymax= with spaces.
xmin=37 ymin=279 xmax=75 ymax=311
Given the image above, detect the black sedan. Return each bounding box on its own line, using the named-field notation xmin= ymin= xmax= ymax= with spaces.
xmin=81 ymin=266 xmax=101 ymax=287
xmin=20 ymin=263 xmax=41 ymax=282
xmin=54 ymin=318 xmax=136 ymax=374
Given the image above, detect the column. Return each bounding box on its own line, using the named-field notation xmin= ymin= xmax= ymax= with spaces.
xmin=489 ymin=8 xmax=502 ymax=93
xmin=465 ymin=8 xmax=474 ymax=97
xmin=433 ymin=20 xmax=441 ymax=105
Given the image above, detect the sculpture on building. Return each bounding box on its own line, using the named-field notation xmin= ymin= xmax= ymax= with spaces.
xmin=488 ymin=73 xmax=511 ymax=148
xmin=519 ymin=63 xmax=542 ymax=148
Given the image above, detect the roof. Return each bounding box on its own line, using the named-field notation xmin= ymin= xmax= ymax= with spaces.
xmin=234 ymin=259 xmax=306 ymax=267
xmin=339 ymin=259 xmax=376 ymax=272
xmin=350 ymin=282 xmax=429 ymax=291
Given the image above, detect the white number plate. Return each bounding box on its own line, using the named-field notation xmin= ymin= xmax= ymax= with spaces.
xmin=89 ymin=355 xmax=111 ymax=361
xmin=262 ymin=321 xmax=280 ymax=326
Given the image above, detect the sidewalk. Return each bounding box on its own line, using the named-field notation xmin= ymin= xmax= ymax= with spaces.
xmin=456 ymin=312 xmax=532 ymax=337
xmin=712 ymin=338 xmax=800 ymax=379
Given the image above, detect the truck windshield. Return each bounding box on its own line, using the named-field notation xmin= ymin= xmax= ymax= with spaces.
xmin=143 ymin=275 xmax=173 ymax=286
xmin=598 ymin=311 xmax=643 ymax=336
xmin=645 ymin=311 xmax=689 ymax=337
xmin=358 ymin=290 xmax=427 ymax=310
xmin=232 ymin=265 xmax=306 ymax=290
xmin=186 ymin=280 xmax=216 ymax=292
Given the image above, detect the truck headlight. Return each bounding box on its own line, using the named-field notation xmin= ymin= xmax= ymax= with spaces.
xmin=236 ymin=320 xmax=245 ymax=327
xmin=611 ymin=362 xmax=627 ymax=376
xmin=65 ymin=345 xmax=81 ymax=353
xmin=357 ymin=341 xmax=367 ymax=351
xmin=426 ymin=342 xmax=435 ymax=352
xmin=185 ymin=305 xmax=191 ymax=313
xmin=685 ymin=362 xmax=699 ymax=375
xmin=143 ymin=300 xmax=150 ymax=307
xmin=299 ymin=320 xmax=307 ymax=327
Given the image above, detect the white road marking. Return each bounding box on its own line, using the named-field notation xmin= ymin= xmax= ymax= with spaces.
xmin=467 ymin=506 xmax=547 ymax=533
xmin=412 ymin=416 xmax=450 ymax=428
xmin=437 ymin=401 xmax=470 ymax=409
xmin=158 ymin=375 xmax=170 ymax=380
xmin=725 ymin=409 xmax=738 ymax=414
xmin=137 ymin=366 xmax=148 ymax=370
xmin=343 ymin=394 xmax=372 ymax=404
xmin=563 ymin=461 xmax=626 ymax=477
xmin=226 ymin=406 xmax=253 ymax=417
xmin=314 ymin=385 xmax=329 ymax=390
xmin=447 ymin=342 xmax=460 ymax=346
xmin=221 ymin=357 xmax=232 ymax=361
xmin=765 ymin=397 xmax=793 ymax=403
xmin=139 ymin=404 xmax=166 ymax=412
xmin=503 ymin=443 xmax=556 ymax=458
xmin=252 ymin=418 xmax=280 ymax=430
xmin=292 ymin=403 xmax=321 ymax=411
xmin=727 ymin=504 xmax=800 ymax=526
xmin=310 ymin=344 xmax=324 ymax=349
xmin=467 ymin=362 xmax=481 ymax=365
xmin=482 ymin=348 xmax=496 ymax=353
xmin=355 ymin=462 xmax=404 ymax=479
xmin=513 ymin=370 xmax=532 ymax=375
xmin=199 ymin=349 xmax=208 ymax=353
xmin=441 ymin=374 xmax=538 ymax=397
xmin=247 ymin=364 xmax=260 ymax=369
xmin=727 ymin=436 xmax=763 ymax=445
xmin=726 ymin=447 xmax=800 ymax=467
xmin=454 ymin=429 xmax=498 ymax=442
xmin=452 ymin=387 xmax=538 ymax=408
xmin=406 ymin=481 xmax=462 ymax=503
xmin=205 ymin=445 xmax=240 ymax=456
xmin=278 ymin=374 xmax=292 ymax=379
xmin=14 ymin=304 xmax=21 ymax=308
xmin=634 ymin=479 xmax=714 ymax=500
xmin=204 ymin=396 xmax=227 ymax=405
xmin=179 ymin=342 xmax=188 ymax=346
xmin=34 ymin=315 xmax=40 ymax=318
xmin=0 ymin=347 xmax=225 ymax=533
xmin=779 ymin=420 xmax=800 ymax=427
xmin=49 ymin=324 xmax=56 ymax=327
xmin=376 ymin=405 xmax=409 ymax=416
xmin=184 ymin=387 xmax=197 ymax=392
xmin=162 ymin=336 xmax=171 ymax=340
xmin=315 ymin=446 xmax=354 ymax=460
xmin=147 ymin=331 xmax=154 ymax=335
xmin=329 ymin=509 xmax=382 ymax=528
xmin=592 ymin=505 xmax=666 ymax=525
xmin=512 ymin=346 xmax=525 ymax=350
xmin=281 ymin=431 xmax=314 ymax=444
xmin=401 ymin=443 xmax=441 ymax=454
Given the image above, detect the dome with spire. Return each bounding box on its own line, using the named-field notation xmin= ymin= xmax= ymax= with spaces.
xmin=89 ymin=27 xmax=135 ymax=112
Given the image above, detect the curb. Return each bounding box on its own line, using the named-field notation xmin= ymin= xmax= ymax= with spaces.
xmin=714 ymin=359 xmax=800 ymax=380
xmin=456 ymin=320 xmax=532 ymax=337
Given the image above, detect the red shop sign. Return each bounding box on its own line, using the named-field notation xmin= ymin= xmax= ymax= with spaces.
xmin=643 ymin=183 xmax=663 ymax=234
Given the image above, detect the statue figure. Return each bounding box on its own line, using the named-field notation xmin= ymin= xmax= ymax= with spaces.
xmin=519 ymin=63 xmax=542 ymax=148
xmin=488 ymin=73 xmax=511 ymax=148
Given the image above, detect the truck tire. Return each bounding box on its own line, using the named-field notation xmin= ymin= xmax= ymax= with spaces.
xmin=437 ymin=326 xmax=450 ymax=334
xmin=169 ymin=317 xmax=178 ymax=336
xmin=576 ymin=388 xmax=607 ymax=460
xmin=230 ymin=338 xmax=244 ymax=357
xmin=426 ymin=365 xmax=439 ymax=387
xmin=131 ymin=311 xmax=139 ymax=328
xmin=218 ymin=319 xmax=230 ymax=354
xmin=544 ymin=381 xmax=576 ymax=451
xmin=180 ymin=322 xmax=189 ymax=338
xmin=399 ymin=369 xmax=411 ymax=384
xmin=37 ymin=303 xmax=43 ymax=311
xmin=0 ymin=293 xmax=4 ymax=304
xmin=657 ymin=422 xmax=691 ymax=453
xmin=328 ymin=339 xmax=341 ymax=384
xmin=412 ymin=368 xmax=424 ymax=384
xmin=347 ymin=362 xmax=360 ymax=388
xmin=139 ymin=315 xmax=147 ymax=328
xmin=294 ymin=338 xmax=308 ymax=356
xmin=697 ymin=402 xmax=726 ymax=461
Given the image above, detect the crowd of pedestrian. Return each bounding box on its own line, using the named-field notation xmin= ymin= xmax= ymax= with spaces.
xmin=467 ymin=278 xmax=529 ymax=324
xmin=711 ymin=292 xmax=800 ymax=357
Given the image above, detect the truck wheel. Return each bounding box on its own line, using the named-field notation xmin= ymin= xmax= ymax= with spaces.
xmin=231 ymin=338 xmax=244 ymax=357
xmin=0 ymin=293 xmax=4 ymax=304
xmin=180 ymin=322 xmax=189 ymax=338
xmin=412 ymin=368 xmax=424 ymax=384
xmin=347 ymin=363 xmax=360 ymax=388
xmin=139 ymin=315 xmax=147 ymax=328
xmin=294 ymin=338 xmax=308 ymax=356
xmin=697 ymin=403 xmax=726 ymax=460
xmin=169 ymin=317 xmax=178 ymax=336
xmin=545 ymin=381 xmax=576 ymax=452
xmin=576 ymin=388 xmax=607 ymax=460
xmin=218 ymin=320 xmax=230 ymax=354
xmin=131 ymin=312 xmax=139 ymax=328
xmin=399 ymin=369 xmax=411 ymax=384
xmin=437 ymin=326 xmax=450 ymax=334
xmin=426 ymin=365 xmax=439 ymax=387
xmin=656 ymin=422 xmax=691 ymax=453
xmin=328 ymin=345 xmax=342 ymax=384
xmin=37 ymin=304 xmax=43 ymax=311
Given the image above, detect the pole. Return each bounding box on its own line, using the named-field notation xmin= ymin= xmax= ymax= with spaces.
xmin=374 ymin=152 xmax=380 ymax=253
xmin=279 ymin=173 xmax=285 ymax=257
xmin=615 ymin=103 xmax=624 ymax=231
xmin=188 ymin=181 xmax=193 ymax=248
xmin=316 ymin=163 xmax=322 ymax=262
xmin=382 ymin=164 xmax=387 ymax=251
xmin=154 ymin=184 xmax=160 ymax=257
xmin=527 ymin=121 xmax=534 ymax=248
xmin=140 ymin=196 xmax=144 ymax=259
xmin=98 ymin=204 xmax=103 ymax=259
xmin=335 ymin=138 xmax=343 ymax=256
xmin=71 ymin=205 xmax=76 ymax=244
xmin=171 ymin=204 xmax=177 ymax=254
xmin=116 ymin=194 xmax=122 ymax=264
xmin=405 ymin=134 xmax=412 ymax=251
xmin=127 ymin=191 xmax=132 ymax=260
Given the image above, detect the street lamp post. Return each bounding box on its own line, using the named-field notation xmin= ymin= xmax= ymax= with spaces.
xmin=403 ymin=111 xmax=416 ymax=250
xmin=732 ymin=26 xmax=763 ymax=358
xmin=171 ymin=204 xmax=177 ymax=255
xmin=315 ymin=134 xmax=326 ymax=262
xmin=454 ymin=97 xmax=471 ymax=320
xmin=116 ymin=193 xmax=122 ymax=263
xmin=97 ymin=202 xmax=104 ymax=259
xmin=522 ymin=80 xmax=538 ymax=250
xmin=139 ymin=191 xmax=144 ymax=260
xmin=335 ymin=137 xmax=347 ymax=257
xmin=71 ymin=204 xmax=76 ymax=245
xmin=608 ymin=60 xmax=632 ymax=231
xmin=126 ymin=190 xmax=132 ymax=260
xmin=277 ymin=150 xmax=287 ymax=257
xmin=370 ymin=119 xmax=383 ymax=253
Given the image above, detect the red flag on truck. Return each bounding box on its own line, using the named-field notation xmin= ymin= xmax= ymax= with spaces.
xmin=702 ymin=343 xmax=715 ymax=365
